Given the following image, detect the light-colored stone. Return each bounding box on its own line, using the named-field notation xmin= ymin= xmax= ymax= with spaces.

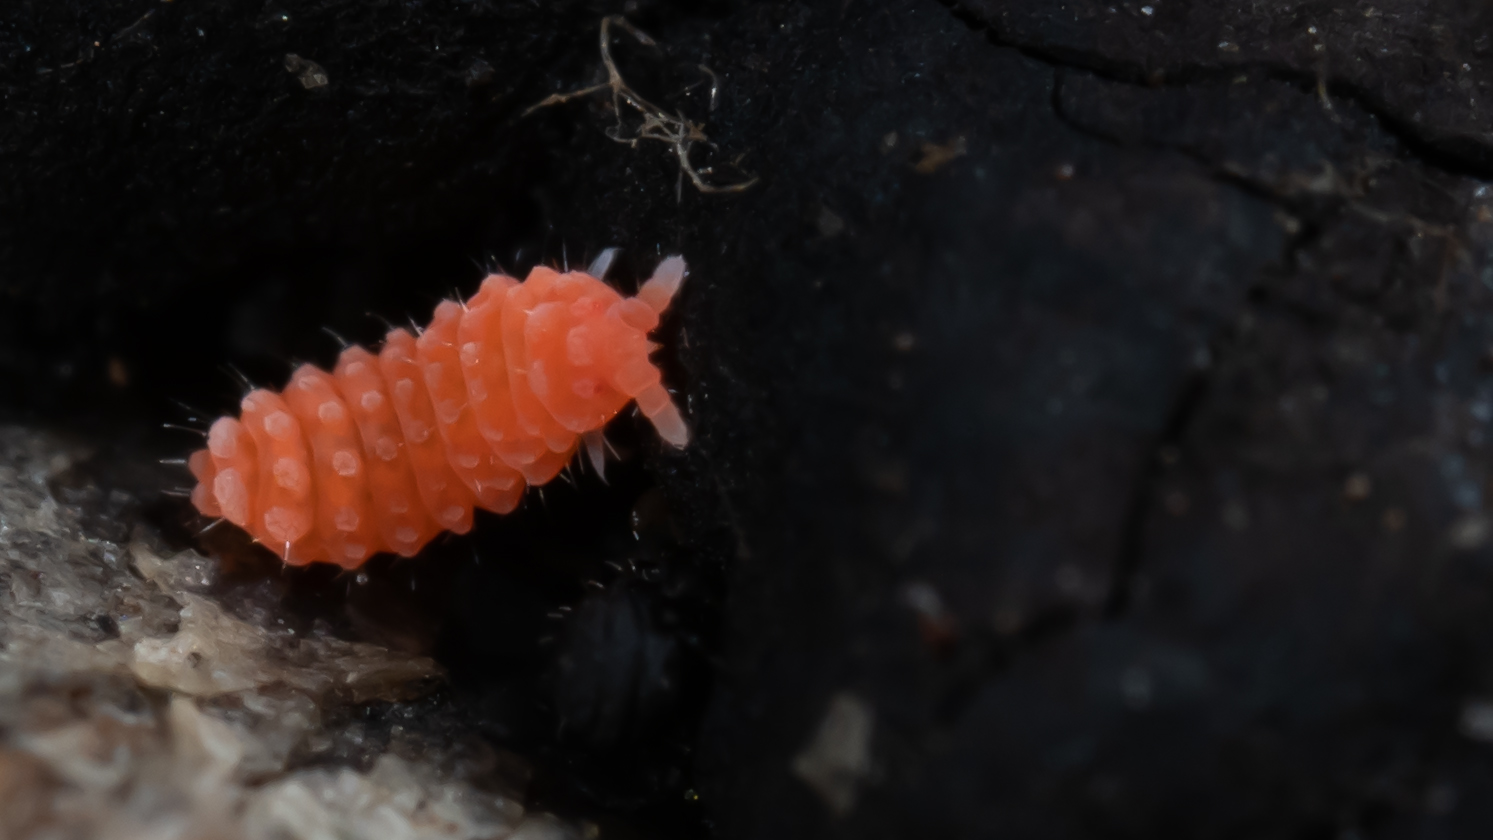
xmin=791 ymin=691 xmax=876 ymax=817
xmin=0 ymin=426 xmax=575 ymax=839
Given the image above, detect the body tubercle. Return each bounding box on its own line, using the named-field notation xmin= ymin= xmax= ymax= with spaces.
xmin=186 ymin=253 xmax=691 ymax=569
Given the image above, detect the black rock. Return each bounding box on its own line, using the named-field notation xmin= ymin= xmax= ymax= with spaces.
xmin=6 ymin=0 xmax=1493 ymax=837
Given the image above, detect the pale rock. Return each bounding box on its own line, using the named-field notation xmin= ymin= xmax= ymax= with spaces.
xmin=0 ymin=426 xmax=577 ymax=840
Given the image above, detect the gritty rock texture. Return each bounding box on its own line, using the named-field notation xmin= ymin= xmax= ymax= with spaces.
xmin=955 ymin=0 xmax=1493 ymax=169
xmin=5 ymin=0 xmax=1493 ymax=838
xmin=0 ymin=428 xmax=585 ymax=839
xmin=673 ymin=5 xmax=1493 ymax=837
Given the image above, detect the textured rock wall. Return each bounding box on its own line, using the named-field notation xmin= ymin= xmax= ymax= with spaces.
xmin=0 ymin=428 xmax=585 ymax=839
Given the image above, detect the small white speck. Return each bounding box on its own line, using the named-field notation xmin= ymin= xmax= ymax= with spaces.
xmin=1222 ymin=500 xmax=1250 ymax=531
xmin=1055 ymin=564 xmax=1085 ymax=595
xmin=1140 ymin=4 xmax=1153 ymax=14
xmin=1121 ymin=667 xmax=1153 ymax=709
xmin=1461 ymin=699 xmax=1493 ymax=741
xmin=1450 ymin=514 xmax=1490 ymax=549
xmin=792 ymin=693 xmax=875 ymax=816
xmin=901 ymin=581 xmax=947 ymax=618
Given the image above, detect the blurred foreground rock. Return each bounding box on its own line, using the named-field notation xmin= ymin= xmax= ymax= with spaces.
xmin=0 ymin=427 xmax=586 ymax=840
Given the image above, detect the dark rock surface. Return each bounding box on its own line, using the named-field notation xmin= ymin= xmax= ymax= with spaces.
xmin=6 ymin=0 xmax=1493 ymax=837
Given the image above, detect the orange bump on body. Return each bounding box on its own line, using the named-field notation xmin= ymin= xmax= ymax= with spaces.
xmin=187 ymin=253 xmax=691 ymax=568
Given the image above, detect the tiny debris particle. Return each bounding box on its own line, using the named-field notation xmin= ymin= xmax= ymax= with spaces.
xmin=1460 ymin=699 xmax=1493 ymax=742
xmin=892 ymin=331 xmax=916 ymax=352
xmin=523 ymin=16 xmax=757 ymax=195
xmin=1120 ymin=666 xmax=1152 ymax=710
xmin=1054 ymin=564 xmax=1085 ymax=596
xmin=792 ymin=692 xmax=875 ymax=817
xmin=816 ymin=205 xmax=846 ymax=238
xmin=107 ymin=357 xmax=129 ymax=388
xmin=913 ymin=136 xmax=967 ymax=174
xmin=991 ymin=607 xmax=1024 ymax=636
xmin=1382 ymin=507 xmax=1407 ymax=532
xmin=1426 ymin=782 xmax=1459 ymax=815
xmin=902 ymin=580 xmax=945 ymax=616
xmin=879 ymin=131 xmax=899 ymax=153
xmin=283 ymin=54 xmax=329 ymax=89
xmin=901 ymin=580 xmax=958 ymax=654
xmin=1343 ymin=472 xmax=1372 ymax=501
xmin=1274 ymin=210 xmax=1303 ymax=235
xmin=465 ymin=58 xmax=495 ymax=88
xmin=1055 ymin=162 xmax=1076 ymax=180
xmin=1449 ymin=513 xmax=1489 ymax=549
xmin=1164 ymin=490 xmax=1189 ymax=516
xmin=1221 ymin=499 xmax=1249 ymax=531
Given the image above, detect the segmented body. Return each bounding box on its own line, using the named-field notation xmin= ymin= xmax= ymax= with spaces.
xmin=187 ymin=255 xmax=690 ymax=568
